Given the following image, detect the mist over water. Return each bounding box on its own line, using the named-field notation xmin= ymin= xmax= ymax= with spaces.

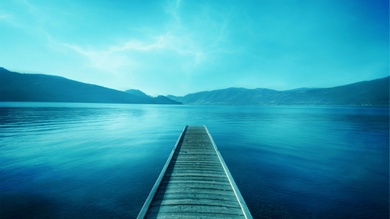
xmin=0 ymin=103 xmax=388 ymax=218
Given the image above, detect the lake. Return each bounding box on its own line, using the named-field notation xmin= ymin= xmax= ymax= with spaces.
xmin=0 ymin=102 xmax=388 ymax=218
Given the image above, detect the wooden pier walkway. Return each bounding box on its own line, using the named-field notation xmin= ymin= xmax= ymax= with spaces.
xmin=137 ymin=126 xmax=252 ymax=219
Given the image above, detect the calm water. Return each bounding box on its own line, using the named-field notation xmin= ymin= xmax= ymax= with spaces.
xmin=0 ymin=102 xmax=388 ymax=218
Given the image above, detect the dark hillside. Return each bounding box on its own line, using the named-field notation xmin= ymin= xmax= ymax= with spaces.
xmin=0 ymin=68 xmax=165 ymax=104
xmin=168 ymin=77 xmax=389 ymax=106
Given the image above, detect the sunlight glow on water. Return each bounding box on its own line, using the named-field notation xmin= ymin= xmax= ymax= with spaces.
xmin=0 ymin=103 xmax=388 ymax=218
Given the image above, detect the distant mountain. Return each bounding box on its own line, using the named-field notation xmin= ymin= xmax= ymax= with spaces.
xmin=153 ymin=95 xmax=181 ymax=104
xmin=125 ymin=89 xmax=180 ymax=104
xmin=125 ymin=89 xmax=149 ymax=98
xmin=0 ymin=67 xmax=180 ymax=104
xmin=168 ymin=77 xmax=389 ymax=106
xmin=1 ymin=67 xmax=387 ymax=106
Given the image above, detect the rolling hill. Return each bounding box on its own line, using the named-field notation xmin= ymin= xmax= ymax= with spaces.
xmin=1 ymin=67 xmax=387 ymax=106
xmin=0 ymin=67 xmax=180 ymax=104
xmin=168 ymin=77 xmax=389 ymax=106
xmin=125 ymin=89 xmax=179 ymax=104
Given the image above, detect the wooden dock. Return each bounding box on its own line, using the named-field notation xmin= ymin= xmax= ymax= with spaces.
xmin=137 ymin=126 xmax=252 ymax=218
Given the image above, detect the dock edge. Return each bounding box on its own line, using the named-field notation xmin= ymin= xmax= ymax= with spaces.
xmin=137 ymin=126 xmax=188 ymax=219
xmin=204 ymin=125 xmax=253 ymax=219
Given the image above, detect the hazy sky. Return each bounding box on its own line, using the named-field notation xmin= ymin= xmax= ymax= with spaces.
xmin=1 ymin=0 xmax=388 ymax=95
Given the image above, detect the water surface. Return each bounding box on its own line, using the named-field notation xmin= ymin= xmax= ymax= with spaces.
xmin=0 ymin=103 xmax=388 ymax=218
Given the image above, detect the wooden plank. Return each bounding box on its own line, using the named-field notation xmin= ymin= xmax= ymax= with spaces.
xmin=137 ymin=126 xmax=252 ymax=219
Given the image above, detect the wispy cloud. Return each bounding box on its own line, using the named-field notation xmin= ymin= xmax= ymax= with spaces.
xmin=152 ymin=33 xmax=204 ymax=64
xmin=57 ymin=31 xmax=204 ymax=73
xmin=0 ymin=1 xmax=44 ymax=34
xmin=161 ymin=0 xmax=239 ymax=65
xmin=0 ymin=12 xmax=11 ymax=21
xmin=42 ymin=0 xmax=230 ymax=74
xmin=165 ymin=0 xmax=182 ymax=23
xmin=61 ymin=43 xmax=131 ymax=72
xmin=110 ymin=39 xmax=163 ymax=52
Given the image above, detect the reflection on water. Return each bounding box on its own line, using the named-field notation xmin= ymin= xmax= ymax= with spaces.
xmin=0 ymin=103 xmax=389 ymax=218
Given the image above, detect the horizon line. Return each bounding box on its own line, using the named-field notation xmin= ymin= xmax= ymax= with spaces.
xmin=1 ymin=66 xmax=388 ymax=97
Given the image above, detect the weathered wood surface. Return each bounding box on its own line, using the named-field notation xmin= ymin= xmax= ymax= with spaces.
xmin=138 ymin=126 xmax=252 ymax=219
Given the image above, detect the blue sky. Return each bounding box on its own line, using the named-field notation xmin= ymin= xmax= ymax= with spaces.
xmin=0 ymin=0 xmax=388 ymax=96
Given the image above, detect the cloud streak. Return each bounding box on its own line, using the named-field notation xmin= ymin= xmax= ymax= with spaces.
xmin=165 ymin=0 xmax=182 ymax=23
xmin=60 ymin=30 xmax=205 ymax=73
xmin=0 ymin=13 xmax=11 ymax=21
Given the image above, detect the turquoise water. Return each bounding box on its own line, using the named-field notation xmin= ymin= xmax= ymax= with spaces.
xmin=0 ymin=103 xmax=388 ymax=218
